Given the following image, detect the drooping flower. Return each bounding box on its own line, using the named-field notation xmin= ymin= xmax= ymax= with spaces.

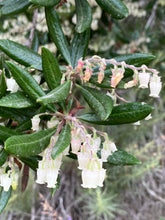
xmin=6 ymin=78 xmax=19 ymax=93
xmin=149 ymin=74 xmax=162 ymax=98
xmin=76 ymin=59 xmax=84 ymax=72
xmin=31 ymin=115 xmax=40 ymax=131
xmin=83 ymin=67 xmax=93 ymax=82
xmin=111 ymin=67 xmax=125 ymax=88
xmin=138 ymin=70 xmax=150 ymax=88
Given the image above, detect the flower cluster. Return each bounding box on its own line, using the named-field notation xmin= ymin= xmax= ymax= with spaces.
xmin=75 ymin=56 xmax=162 ymax=98
xmin=70 ymin=122 xmax=117 ymax=188
xmin=36 ymin=135 xmax=70 ymax=188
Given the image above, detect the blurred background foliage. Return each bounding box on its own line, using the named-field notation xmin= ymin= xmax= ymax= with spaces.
xmin=0 ymin=0 xmax=165 ymax=219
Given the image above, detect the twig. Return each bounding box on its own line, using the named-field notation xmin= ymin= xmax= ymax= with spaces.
xmin=26 ymin=9 xmax=38 ymax=48
xmin=145 ymin=1 xmax=158 ymax=30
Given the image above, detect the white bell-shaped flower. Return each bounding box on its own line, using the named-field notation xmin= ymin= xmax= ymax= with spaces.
xmin=46 ymin=169 xmax=58 ymax=188
xmin=77 ymin=152 xmax=90 ymax=170
xmin=0 ymin=174 xmax=12 ymax=191
xmin=91 ymin=137 xmax=101 ymax=152
xmin=101 ymin=149 xmax=111 ymax=162
xmin=31 ymin=116 xmax=40 ymax=131
xmin=81 ymin=169 xmax=98 ymax=188
xmin=6 ymin=78 xmax=19 ymax=93
xmin=149 ymin=75 xmax=162 ymax=98
xmin=96 ymin=169 xmax=106 ymax=187
xmin=36 ymin=168 xmax=47 ymax=184
xmin=71 ymin=138 xmax=81 ymax=154
xmin=138 ymin=72 xmax=150 ymax=88
xmin=47 ymin=119 xmax=59 ymax=128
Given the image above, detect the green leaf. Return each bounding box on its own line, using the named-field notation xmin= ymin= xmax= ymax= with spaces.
xmin=0 ymin=149 xmax=8 ymax=167
xmin=5 ymin=127 xmax=57 ymax=157
xmin=37 ymin=81 xmax=71 ymax=104
xmin=70 ymin=29 xmax=90 ymax=68
xmin=6 ymin=62 xmax=45 ymax=101
xmin=15 ymin=119 xmax=32 ymax=132
xmin=0 ymin=107 xmax=33 ymax=122
xmin=108 ymin=149 xmax=141 ymax=165
xmin=0 ymin=40 xmax=42 ymax=70
xmin=115 ymin=53 xmax=155 ymax=66
xmin=75 ymin=0 xmax=92 ymax=33
xmin=42 ymin=47 xmax=62 ymax=90
xmin=77 ymin=85 xmax=113 ymax=120
xmin=51 ymin=124 xmax=71 ymax=160
xmin=0 ymin=91 xmax=36 ymax=109
xmin=0 ymin=125 xmax=21 ymax=141
xmin=0 ymin=0 xmax=31 ymax=16
xmin=0 ymin=69 xmax=7 ymax=98
xmin=31 ymin=32 xmax=39 ymax=53
xmin=0 ymin=187 xmax=12 ymax=214
xmin=95 ymin=0 xmax=129 ymax=19
xmin=79 ymin=103 xmax=153 ymax=125
xmin=45 ymin=8 xmax=71 ymax=65
xmin=30 ymin=0 xmax=60 ymax=6
xmin=20 ymin=155 xmax=42 ymax=171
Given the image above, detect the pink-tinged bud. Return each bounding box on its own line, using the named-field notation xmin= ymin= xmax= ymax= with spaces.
xmin=97 ymin=71 xmax=104 ymax=84
xmin=149 ymin=75 xmax=162 ymax=98
xmin=81 ymin=170 xmax=98 ymax=188
xmin=76 ymin=60 xmax=84 ymax=72
xmin=111 ymin=68 xmax=124 ymax=88
xmin=138 ymin=72 xmax=150 ymax=88
xmin=83 ymin=67 xmax=93 ymax=82
xmin=124 ymin=79 xmax=138 ymax=89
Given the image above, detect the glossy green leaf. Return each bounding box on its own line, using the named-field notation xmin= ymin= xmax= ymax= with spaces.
xmin=95 ymin=0 xmax=129 ymax=19
xmin=42 ymin=47 xmax=62 ymax=90
xmin=108 ymin=149 xmax=141 ymax=165
xmin=0 ymin=149 xmax=8 ymax=167
xmin=0 ymin=107 xmax=33 ymax=122
xmin=30 ymin=0 xmax=60 ymax=6
xmin=0 ymin=69 xmax=6 ymax=98
xmin=75 ymin=0 xmax=92 ymax=33
xmin=31 ymin=32 xmax=39 ymax=53
xmin=37 ymin=81 xmax=71 ymax=104
xmin=115 ymin=53 xmax=155 ymax=66
xmin=15 ymin=119 xmax=32 ymax=132
xmin=6 ymin=62 xmax=45 ymax=101
xmin=51 ymin=124 xmax=71 ymax=160
xmin=77 ymin=85 xmax=113 ymax=120
xmin=45 ymin=8 xmax=71 ymax=65
xmin=0 ymin=187 xmax=12 ymax=214
xmin=20 ymin=155 xmax=42 ymax=171
xmin=0 ymin=40 xmax=42 ymax=70
xmin=0 ymin=125 xmax=21 ymax=141
xmin=5 ymin=127 xmax=57 ymax=157
xmin=0 ymin=0 xmax=31 ymax=16
xmin=0 ymin=91 xmax=36 ymax=109
xmin=79 ymin=103 xmax=153 ymax=125
xmin=70 ymin=29 xmax=90 ymax=68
